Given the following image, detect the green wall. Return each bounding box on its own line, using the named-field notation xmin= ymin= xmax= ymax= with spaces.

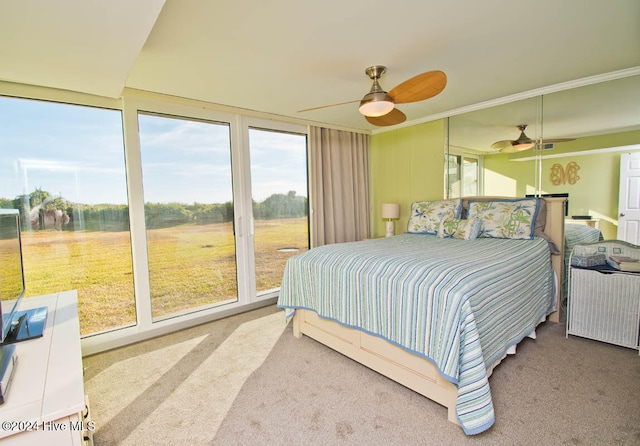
xmin=369 ymin=120 xmax=445 ymax=237
xmin=485 ymin=130 xmax=640 ymax=240
xmin=483 ymin=154 xmax=539 ymax=198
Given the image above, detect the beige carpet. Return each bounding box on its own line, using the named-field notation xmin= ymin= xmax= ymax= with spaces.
xmin=83 ymin=305 xmax=640 ymax=445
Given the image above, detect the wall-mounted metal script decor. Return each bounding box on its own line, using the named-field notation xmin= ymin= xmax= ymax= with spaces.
xmin=550 ymin=162 xmax=580 ymax=185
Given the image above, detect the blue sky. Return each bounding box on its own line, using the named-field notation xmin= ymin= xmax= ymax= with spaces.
xmin=0 ymin=96 xmax=307 ymax=205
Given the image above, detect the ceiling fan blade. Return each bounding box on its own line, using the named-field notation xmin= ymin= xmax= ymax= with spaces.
xmin=365 ymin=108 xmax=406 ymax=126
xmin=491 ymin=140 xmax=514 ymax=151
xmin=388 ymin=70 xmax=447 ymax=104
xmin=496 ymin=137 xmax=577 ymax=153
xmin=297 ymin=99 xmax=360 ymax=113
xmin=541 ymin=137 xmax=577 ymax=144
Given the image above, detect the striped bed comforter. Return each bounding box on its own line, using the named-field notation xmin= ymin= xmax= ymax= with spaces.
xmin=277 ymin=233 xmax=555 ymax=435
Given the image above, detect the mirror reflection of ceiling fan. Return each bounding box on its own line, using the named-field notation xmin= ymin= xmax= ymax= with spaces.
xmin=298 ymin=66 xmax=447 ymax=126
xmin=491 ymin=124 xmax=577 ymax=153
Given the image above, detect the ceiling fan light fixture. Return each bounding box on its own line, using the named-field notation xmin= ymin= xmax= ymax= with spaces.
xmin=510 ymin=141 xmax=535 ymax=151
xmin=359 ymin=92 xmax=395 ymax=117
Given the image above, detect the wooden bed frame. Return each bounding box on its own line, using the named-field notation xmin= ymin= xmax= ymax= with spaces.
xmin=292 ymin=196 xmax=567 ymax=426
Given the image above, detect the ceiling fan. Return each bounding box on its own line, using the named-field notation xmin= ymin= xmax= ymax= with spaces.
xmin=491 ymin=124 xmax=577 ymax=153
xmin=298 ymin=66 xmax=447 ymax=127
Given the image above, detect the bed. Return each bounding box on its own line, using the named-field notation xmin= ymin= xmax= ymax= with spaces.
xmin=277 ymin=196 xmax=566 ymax=435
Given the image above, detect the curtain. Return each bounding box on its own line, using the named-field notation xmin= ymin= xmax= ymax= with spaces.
xmin=309 ymin=126 xmax=370 ymax=247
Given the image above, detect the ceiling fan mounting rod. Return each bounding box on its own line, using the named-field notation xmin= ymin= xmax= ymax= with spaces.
xmin=509 ymin=123 xmax=535 ymax=151
xmin=365 ymin=65 xmax=386 ymax=80
xmin=364 ymin=66 xmax=387 ymax=95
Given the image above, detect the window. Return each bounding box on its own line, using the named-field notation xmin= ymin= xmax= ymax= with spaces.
xmin=0 ymin=90 xmax=311 ymax=351
xmin=0 ymin=96 xmax=136 ymax=335
xmin=138 ymin=113 xmax=239 ymax=319
xmin=446 ymin=153 xmax=480 ymax=198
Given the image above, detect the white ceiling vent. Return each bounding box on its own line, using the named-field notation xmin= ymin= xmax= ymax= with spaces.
xmin=541 ymin=142 xmax=556 ymax=150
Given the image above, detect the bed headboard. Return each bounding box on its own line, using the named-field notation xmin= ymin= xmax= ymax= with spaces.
xmin=540 ymin=196 xmax=567 ymax=322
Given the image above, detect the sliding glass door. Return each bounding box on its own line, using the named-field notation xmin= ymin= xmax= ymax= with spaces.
xmin=138 ymin=113 xmax=238 ymax=319
xmin=248 ymin=127 xmax=309 ymax=296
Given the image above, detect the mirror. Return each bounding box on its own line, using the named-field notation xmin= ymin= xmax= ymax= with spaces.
xmin=447 ymin=95 xmax=543 ymax=198
xmin=447 ymin=74 xmax=640 ymax=241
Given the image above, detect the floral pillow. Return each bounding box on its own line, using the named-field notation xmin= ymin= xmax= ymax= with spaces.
xmin=407 ymin=199 xmax=462 ymax=235
xmin=467 ymin=198 xmax=539 ymax=239
xmin=438 ymin=217 xmax=481 ymax=240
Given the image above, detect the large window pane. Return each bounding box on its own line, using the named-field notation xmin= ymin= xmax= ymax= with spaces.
xmin=446 ymin=154 xmax=479 ymax=198
xmin=138 ymin=113 xmax=237 ymax=319
xmin=446 ymin=154 xmax=462 ymax=198
xmin=0 ymin=96 xmax=135 ymax=335
xmin=249 ymin=128 xmax=308 ymax=295
xmin=462 ymin=157 xmax=479 ymax=196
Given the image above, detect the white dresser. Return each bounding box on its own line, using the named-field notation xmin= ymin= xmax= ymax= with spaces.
xmin=0 ymin=291 xmax=92 ymax=445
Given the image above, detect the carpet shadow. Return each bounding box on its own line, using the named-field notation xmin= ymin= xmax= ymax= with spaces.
xmin=83 ymin=305 xmax=281 ymax=445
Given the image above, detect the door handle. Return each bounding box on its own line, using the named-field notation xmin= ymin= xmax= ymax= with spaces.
xmin=620 ymin=213 xmax=625 ymax=217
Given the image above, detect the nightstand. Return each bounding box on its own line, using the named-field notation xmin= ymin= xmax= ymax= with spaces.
xmin=566 ymin=241 xmax=640 ymax=353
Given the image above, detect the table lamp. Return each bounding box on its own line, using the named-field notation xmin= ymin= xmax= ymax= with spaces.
xmin=381 ymin=203 xmax=400 ymax=237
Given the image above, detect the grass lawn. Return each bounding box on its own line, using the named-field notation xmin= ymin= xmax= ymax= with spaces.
xmin=20 ymin=218 xmax=308 ymax=335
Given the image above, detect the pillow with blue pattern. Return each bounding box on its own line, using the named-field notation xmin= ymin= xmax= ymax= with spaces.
xmin=407 ymin=199 xmax=462 ymax=235
xmin=438 ymin=217 xmax=481 ymax=240
xmin=467 ymin=198 xmax=539 ymax=239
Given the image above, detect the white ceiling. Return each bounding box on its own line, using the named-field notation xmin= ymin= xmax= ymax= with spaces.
xmin=1 ymin=0 xmax=639 ymax=139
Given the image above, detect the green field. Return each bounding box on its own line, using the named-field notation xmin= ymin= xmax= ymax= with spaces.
xmin=20 ymin=218 xmax=308 ymax=335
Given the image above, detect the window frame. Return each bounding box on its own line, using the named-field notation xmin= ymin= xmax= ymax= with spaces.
xmin=0 ymin=82 xmax=310 ymax=355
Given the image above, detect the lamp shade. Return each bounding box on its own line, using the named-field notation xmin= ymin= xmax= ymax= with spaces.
xmin=381 ymin=203 xmax=400 ymax=219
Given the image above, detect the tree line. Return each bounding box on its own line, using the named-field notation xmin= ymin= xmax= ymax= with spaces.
xmin=0 ymin=188 xmax=307 ymax=232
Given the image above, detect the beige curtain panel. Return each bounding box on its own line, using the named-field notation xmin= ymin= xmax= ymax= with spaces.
xmin=309 ymin=127 xmax=370 ymax=247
